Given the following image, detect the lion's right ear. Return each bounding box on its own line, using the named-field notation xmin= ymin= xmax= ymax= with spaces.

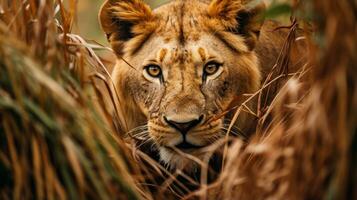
xmin=99 ymin=0 xmax=156 ymax=55
xmin=208 ymin=0 xmax=265 ymax=51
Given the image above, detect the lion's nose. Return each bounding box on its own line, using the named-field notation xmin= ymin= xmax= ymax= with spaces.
xmin=164 ymin=115 xmax=204 ymax=134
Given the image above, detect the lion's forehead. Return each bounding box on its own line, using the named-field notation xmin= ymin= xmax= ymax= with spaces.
xmin=125 ymin=0 xmax=249 ymax=61
xmin=153 ymin=0 xmax=210 ymax=44
xmin=154 ymin=45 xmax=209 ymax=65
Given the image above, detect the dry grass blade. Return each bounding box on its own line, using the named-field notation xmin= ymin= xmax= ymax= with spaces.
xmin=0 ymin=0 xmax=144 ymax=199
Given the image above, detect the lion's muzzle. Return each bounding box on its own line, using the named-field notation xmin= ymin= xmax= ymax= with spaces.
xmin=164 ymin=115 xmax=203 ymax=134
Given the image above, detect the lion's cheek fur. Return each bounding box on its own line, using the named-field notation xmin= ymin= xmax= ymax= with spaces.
xmin=127 ymin=75 xmax=164 ymax=121
xmin=112 ymin=63 xmax=148 ymax=132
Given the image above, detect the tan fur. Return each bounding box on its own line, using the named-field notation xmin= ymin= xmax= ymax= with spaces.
xmin=99 ymin=0 xmax=307 ymax=170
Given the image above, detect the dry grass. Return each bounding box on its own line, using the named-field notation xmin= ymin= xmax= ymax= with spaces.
xmin=0 ymin=1 xmax=143 ymax=199
xmin=0 ymin=0 xmax=356 ymax=200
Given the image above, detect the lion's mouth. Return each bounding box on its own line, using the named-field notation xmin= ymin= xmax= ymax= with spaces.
xmin=161 ymin=141 xmax=207 ymax=154
xmin=175 ymin=141 xmax=204 ymax=150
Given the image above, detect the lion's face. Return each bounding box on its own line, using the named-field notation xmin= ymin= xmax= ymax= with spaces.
xmin=100 ymin=0 xmax=263 ymax=169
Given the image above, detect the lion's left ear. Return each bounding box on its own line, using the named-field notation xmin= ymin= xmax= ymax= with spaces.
xmin=208 ymin=0 xmax=265 ymax=50
xmin=99 ymin=0 xmax=156 ymax=55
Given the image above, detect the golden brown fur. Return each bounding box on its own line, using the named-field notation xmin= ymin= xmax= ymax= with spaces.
xmin=99 ymin=0 xmax=307 ymax=170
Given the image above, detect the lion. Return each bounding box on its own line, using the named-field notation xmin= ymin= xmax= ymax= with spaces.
xmin=99 ymin=0 xmax=307 ymax=170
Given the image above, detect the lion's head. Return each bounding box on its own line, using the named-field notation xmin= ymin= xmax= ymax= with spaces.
xmin=99 ymin=0 xmax=263 ymax=170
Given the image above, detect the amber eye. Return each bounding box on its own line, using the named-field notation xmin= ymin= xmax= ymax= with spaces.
xmin=204 ymin=61 xmax=221 ymax=76
xmin=145 ymin=65 xmax=162 ymax=78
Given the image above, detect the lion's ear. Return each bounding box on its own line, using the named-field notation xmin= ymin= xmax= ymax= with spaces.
xmin=208 ymin=0 xmax=265 ymax=50
xmin=99 ymin=0 xmax=156 ymax=55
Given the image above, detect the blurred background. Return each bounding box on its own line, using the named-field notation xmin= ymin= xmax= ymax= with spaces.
xmin=76 ymin=0 xmax=171 ymax=45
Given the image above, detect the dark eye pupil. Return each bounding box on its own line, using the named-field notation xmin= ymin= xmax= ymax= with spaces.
xmin=208 ymin=65 xmax=215 ymax=70
xmin=205 ymin=64 xmax=218 ymax=74
xmin=146 ymin=65 xmax=161 ymax=77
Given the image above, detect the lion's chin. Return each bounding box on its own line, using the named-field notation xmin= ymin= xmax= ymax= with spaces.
xmin=158 ymin=147 xmax=205 ymax=172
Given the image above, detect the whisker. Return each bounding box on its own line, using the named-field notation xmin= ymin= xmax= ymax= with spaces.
xmin=221 ymin=130 xmax=246 ymax=139
xmin=135 ymin=137 xmax=154 ymax=149
xmin=222 ymin=123 xmax=244 ymax=132
xmin=127 ymin=125 xmax=148 ymax=133
xmin=220 ymin=125 xmax=247 ymax=139
xmin=132 ymin=133 xmax=150 ymax=141
xmin=126 ymin=125 xmax=149 ymax=139
xmin=150 ymin=142 xmax=158 ymax=151
xmin=220 ymin=127 xmax=242 ymax=135
xmin=132 ymin=130 xmax=149 ymax=136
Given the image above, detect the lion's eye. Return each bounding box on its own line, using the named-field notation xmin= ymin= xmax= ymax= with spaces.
xmin=145 ymin=65 xmax=162 ymax=78
xmin=204 ymin=61 xmax=221 ymax=76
